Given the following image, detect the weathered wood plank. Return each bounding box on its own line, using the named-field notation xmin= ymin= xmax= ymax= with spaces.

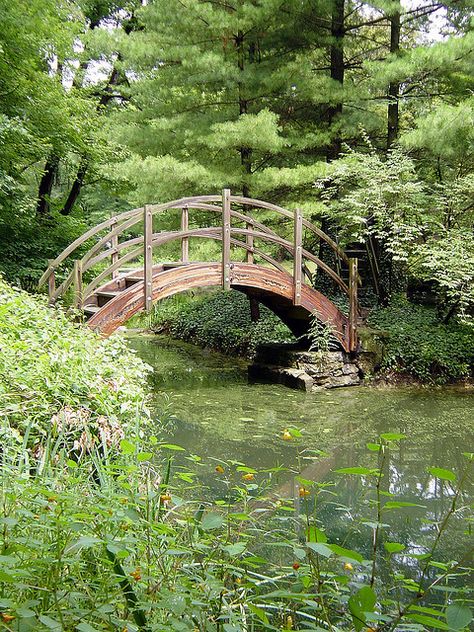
xmin=73 ymin=259 xmax=83 ymax=309
xmin=293 ymin=209 xmax=303 ymax=306
xmin=144 ymin=205 xmax=153 ymax=312
xmin=222 ymin=189 xmax=231 ymax=290
xmin=246 ymin=219 xmax=254 ymax=264
xmin=348 ymin=257 xmax=358 ymax=351
xmin=87 ymin=262 xmax=351 ymax=351
xmin=110 ymin=216 xmax=119 ymax=279
xmin=47 ymin=259 xmax=56 ymax=304
xmin=181 ymin=206 xmax=189 ymax=263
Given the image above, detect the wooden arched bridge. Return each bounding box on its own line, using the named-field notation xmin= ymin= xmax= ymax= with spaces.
xmin=38 ymin=191 xmax=360 ymax=352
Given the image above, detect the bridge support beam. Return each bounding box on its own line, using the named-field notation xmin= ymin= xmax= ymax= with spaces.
xmin=47 ymin=259 xmax=56 ymax=305
xmin=73 ymin=259 xmax=83 ymax=309
xmin=110 ymin=216 xmax=119 ymax=279
xmin=144 ymin=205 xmax=153 ymax=312
xmin=181 ymin=206 xmax=189 ymax=263
xmin=222 ymin=189 xmax=231 ymax=290
xmin=348 ymin=257 xmax=358 ymax=351
xmin=293 ymin=209 xmax=303 ymax=305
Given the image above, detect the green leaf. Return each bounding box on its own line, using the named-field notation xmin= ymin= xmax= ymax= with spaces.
xmin=384 ymin=542 xmax=406 ymax=554
xmin=222 ymin=542 xmax=246 ymax=556
xmin=328 ymin=544 xmax=363 ymax=562
xmin=69 ymin=536 xmax=102 ymax=551
xmin=201 ymin=513 xmax=224 ymax=530
xmin=335 ymin=467 xmax=379 ymax=476
xmin=349 ymin=586 xmax=377 ymax=632
xmin=16 ymin=607 xmax=35 ymax=618
xmin=120 ymin=439 xmax=136 ymax=455
xmin=380 ymin=432 xmax=406 ymax=441
xmin=137 ymin=452 xmax=153 ymax=462
xmin=428 ymin=467 xmax=456 ymax=482
xmin=0 ymin=569 xmax=15 ymax=582
xmin=248 ymin=603 xmax=269 ymax=625
xmin=383 ymin=501 xmax=426 ymax=509
xmin=366 ymin=442 xmax=381 ymax=452
xmin=76 ymin=623 xmax=102 ymax=632
xmin=306 ymin=526 xmax=327 ymax=543
xmin=407 ymin=614 xmax=450 ymax=630
xmin=306 ymin=542 xmax=333 ymax=558
xmin=446 ymin=604 xmax=472 ymax=630
xmin=159 ymin=443 xmax=186 ymax=451
xmin=38 ymin=615 xmax=62 ymax=630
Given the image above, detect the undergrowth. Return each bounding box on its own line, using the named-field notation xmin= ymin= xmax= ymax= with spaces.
xmin=367 ymin=297 xmax=474 ymax=383
xmin=0 ymin=278 xmax=150 ymax=446
xmin=140 ymin=290 xmax=294 ymax=358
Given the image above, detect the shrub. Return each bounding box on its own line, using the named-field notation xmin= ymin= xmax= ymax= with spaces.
xmin=146 ymin=290 xmax=294 ymax=357
xmin=0 ymin=211 xmax=89 ymax=291
xmin=368 ymin=297 xmax=474 ymax=383
xmin=0 ymin=278 xmax=150 ymax=446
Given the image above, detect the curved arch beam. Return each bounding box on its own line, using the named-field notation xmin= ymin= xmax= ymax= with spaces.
xmin=88 ymin=263 xmax=350 ymax=351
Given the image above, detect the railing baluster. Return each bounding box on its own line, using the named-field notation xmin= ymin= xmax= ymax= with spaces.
xmin=73 ymin=259 xmax=83 ymax=309
xmin=144 ymin=205 xmax=153 ymax=313
xmin=348 ymin=257 xmax=358 ymax=351
xmin=222 ymin=189 xmax=231 ymax=290
xmin=246 ymin=219 xmax=254 ymax=264
xmin=110 ymin=216 xmax=119 ymax=279
xmin=293 ymin=208 xmax=303 ymax=305
xmin=47 ymin=259 xmax=56 ymax=305
xmin=181 ymin=206 xmax=189 ymax=263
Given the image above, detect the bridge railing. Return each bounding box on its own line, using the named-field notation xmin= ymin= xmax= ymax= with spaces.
xmin=38 ymin=190 xmax=359 ymax=348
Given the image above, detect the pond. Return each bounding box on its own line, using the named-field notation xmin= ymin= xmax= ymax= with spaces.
xmin=128 ymin=333 xmax=473 ymax=567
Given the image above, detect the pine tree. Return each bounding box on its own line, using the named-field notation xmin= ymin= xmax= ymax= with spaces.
xmin=109 ymin=0 xmax=378 ymax=207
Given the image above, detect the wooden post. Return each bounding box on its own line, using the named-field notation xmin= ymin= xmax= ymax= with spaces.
xmin=73 ymin=259 xmax=83 ymax=309
xmin=348 ymin=257 xmax=358 ymax=351
xmin=222 ymin=189 xmax=231 ymax=290
xmin=246 ymin=220 xmax=254 ymax=264
xmin=144 ymin=205 xmax=153 ymax=313
xmin=110 ymin=217 xmax=119 ymax=279
xmin=47 ymin=259 xmax=56 ymax=304
xmin=293 ymin=208 xmax=303 ymax=305
xmin=181 ymin=206 xmax=189 ymax=263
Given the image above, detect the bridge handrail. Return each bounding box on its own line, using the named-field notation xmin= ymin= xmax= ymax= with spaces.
xmin=38 ymin=194 xmax=348 ymax=289
xmin=80 ymin=228 xmax=346 ymax=303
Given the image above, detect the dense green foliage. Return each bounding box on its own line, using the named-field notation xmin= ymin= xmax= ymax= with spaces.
xmin=1 ymin=398 xmax=472 ymax=630
xmin=142 ymin=290 xmax=293 ymax=357
xmin=0 ymin=278 xmax=150 ymax=445
xmin=368 ymin=298 xmax=474 ymax=383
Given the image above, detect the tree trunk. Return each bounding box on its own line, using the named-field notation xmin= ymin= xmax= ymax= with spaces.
xmin=236 ymin=30 xmax=252 ymax=197
xmin=60 ymin=159 xmax=88 ymax=216
xmin=58 ymin=64 xmax=123 ymax=216
xmin=387 ymin=7 xmax=401 ymax=149
xmin=318 ymin=0 xmax=345 ymax=278
xmin=36 ymin=156 xmax=59 ymax=217
xmin=327 ymin=0 xmax=345 ymax=161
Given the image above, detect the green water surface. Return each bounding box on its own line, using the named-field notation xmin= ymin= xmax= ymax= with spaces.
xmin=128 ymin=334 xmax=473 ymax=564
